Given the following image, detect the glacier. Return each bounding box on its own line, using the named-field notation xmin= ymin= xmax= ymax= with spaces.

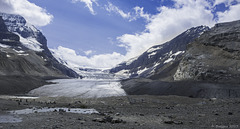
xmin=29 ymin=78 xmax=126 ymax=98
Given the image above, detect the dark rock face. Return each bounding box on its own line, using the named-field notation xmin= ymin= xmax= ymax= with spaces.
xmin=0 ymin=76 xmax=47 ymax=95
xmin=174 ymin=20 xmax=240 ymax=83
xmin=0 ymin=16 xmax=20 ymax=46
xmin=0 ymin=13 xmax=79 ymax=78
xmin=0 ymin=16 xmax=8 ymax=32
xmin=121 ymin=79 xmax=240 ymax=98
xmin=111 ymin=26 xmax=209 ymax=80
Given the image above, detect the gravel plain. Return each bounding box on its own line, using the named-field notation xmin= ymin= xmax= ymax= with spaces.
xmin=0 ymin=95 xmax=240 ymax=129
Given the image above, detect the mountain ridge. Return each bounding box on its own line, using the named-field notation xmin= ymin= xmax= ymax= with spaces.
xmin=0 ymin=13 xmax=80 ymax=95
xmin=118 ymin=20 xmax=240 ymax=98
xmin=174 ymin=20 xmax=240 ymax=83
xmin=111 ymin=25 xmax=210 ymax=80
xmin=0 ymin=12 xmax=79 ymax=78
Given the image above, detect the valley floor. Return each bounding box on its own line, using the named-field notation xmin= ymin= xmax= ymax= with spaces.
xmin=0 ymin=95 xmax=240 ymax=129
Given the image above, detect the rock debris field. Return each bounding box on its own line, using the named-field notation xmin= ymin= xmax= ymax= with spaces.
xmin=0 ymin=95 xmax=240 ymax=129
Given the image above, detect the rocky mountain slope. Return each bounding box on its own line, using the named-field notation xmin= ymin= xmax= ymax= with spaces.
xmin=174 ymin=20 xmax=240 ymax=83
xmin=0 ymin=13 xmax=79 ymax=94
xmin=0 ymin=13 xmax=79 ymax=78
xmin=118 ymin=20 xmax=240 ymax=98
xmin=111 ymin=26 xmax=209 ymax=80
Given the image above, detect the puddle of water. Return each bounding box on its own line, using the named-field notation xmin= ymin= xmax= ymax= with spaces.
xmin=0 ymin=115 xmax=22 ymax=123
xmin=8 ymin=107 xmax=99 ymax=115
xmin=0 ymin=107 xmax=98 ymax=123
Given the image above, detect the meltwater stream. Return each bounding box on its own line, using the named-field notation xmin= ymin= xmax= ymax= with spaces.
xmin=29 ymin=79 xmax=126 ymax=98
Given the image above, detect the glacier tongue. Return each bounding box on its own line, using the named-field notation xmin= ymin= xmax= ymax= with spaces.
xmin=27 ymin=62 xmax=127 ymax=98
xmin=29 ymin=79 xmax=126 ymax=98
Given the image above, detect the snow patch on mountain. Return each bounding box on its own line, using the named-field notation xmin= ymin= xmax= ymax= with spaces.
xmin=137 ymin=67 xmax=148 ymax=75
xmin=147 ymin=46 xmax=162 ymax=53
xmin=164 ymin=51 xmax=185 ymax=64
xmin=16 ymin=34 xmax=43 ymax=51
xmin=13 ymin=49 xmax=24 ymax=53
xmin=148 ymin=51 xmax=157 ymax=58
xmin=17 ymin=53 xmax=29 ymax=56
xmin=164 ymin=58 xmax=174 ymax=64
xmin=174 ymin=51 xmax=184 ymax=56
xmin=0 ymin=43 xmax=10 ymax=48
xmin=114 ymin=69 xmax=131 ymax=79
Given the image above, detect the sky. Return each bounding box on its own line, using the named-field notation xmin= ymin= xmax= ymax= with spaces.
xmin=0 ymin=0 xmax=240 ymax=69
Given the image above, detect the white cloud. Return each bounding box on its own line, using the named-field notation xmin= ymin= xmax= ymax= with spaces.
xmin=118 ymin=0 xmax=215 ymax=59
xmin=51 ymin=46 xmax=125 ymax=69
xmin=84 ymin=50 xmax=94 ymax=56
xmin=105 ymin=2 xmax=151 ymax=22
xmin=214 ymin=0 xmax=229 ymax=6
xmin=0 ymin=0 xmax=53 ymax=27
xmin=133 ymin=7 xmax=151 ymax=22
xmin=105 ymin=2 xmax=131 ymax=19
xmin=214 ymin=0 xmax=240 ymax=6
xmin=51 ymin=0 xmax=240 ymax=69
xmin=72 ymin=0 xmax=98 ymax=15
xmin=217 ymin=3 xmax=240 ymax=22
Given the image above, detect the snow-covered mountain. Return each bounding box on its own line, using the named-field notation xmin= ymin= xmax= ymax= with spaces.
xmin=0 ymin=13 xmax=46 ymax=52
xmin=119 ymin=20 xmax=240 ymax=98
xmin=110 ymin=26 xmax=210 ymax=80
xmin=0 ymin=12 xmax=79 ymax=78
xmin=0 ymin=13 xmax=81 ymax=94
xmin=50 ymin=49 xmax=119 ymax=79
xmin=50 ymin=60 xmax=117 ymax=79
xmin=50 ymin=25 xmax=209 ymax=80
xmin=76 ymin=68 xmax=115 ymax=79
